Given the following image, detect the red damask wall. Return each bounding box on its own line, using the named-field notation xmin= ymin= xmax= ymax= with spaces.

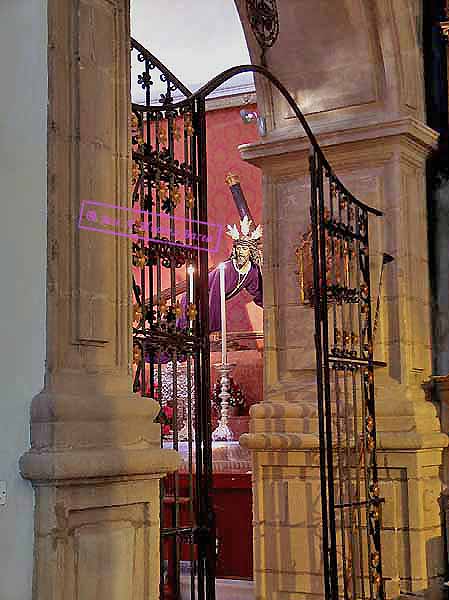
xmin=206 ymin=103 xmax=262 ymax=266
xmin=206 ymin=101 xmax=263 ymax=409
xmin=133 ymin=99 xmax=263 ymax=408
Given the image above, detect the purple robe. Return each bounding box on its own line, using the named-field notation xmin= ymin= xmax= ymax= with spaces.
xmin=208 ymin=259 xmax=263 ymax=332
xmin=146 ymin=259 xmax=263 ymax=362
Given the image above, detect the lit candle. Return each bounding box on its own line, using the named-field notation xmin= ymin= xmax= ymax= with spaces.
xmin=187 ymin=264 xmax=194 ymax=328
xmin=219 ymin=262 xmax=227 ymax=365
xmin=187 ymin=264 xmax=194 ymax=302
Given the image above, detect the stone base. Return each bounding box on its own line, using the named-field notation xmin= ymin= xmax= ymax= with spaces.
xmin=20 ymin=439 xmax=180 ymax=600
xmin=27 ymin=468 xmax=172 ymax=600
xmin=30 ymin=474 xmax=164 ymax=600
xmin=241 ymin=402 xmax=448 ymax=600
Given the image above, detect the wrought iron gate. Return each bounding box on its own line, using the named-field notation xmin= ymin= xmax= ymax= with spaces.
xmin=131 ymin=38 xmax=215 ymax=600
xmin=130 ymin=37 xmax=385 ymax=600
xmin=310 ymin=150 xmax=385 ymax=600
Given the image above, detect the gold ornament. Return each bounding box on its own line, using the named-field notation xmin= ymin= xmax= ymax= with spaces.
xmin=134 ymin=219 xmax=145 ymax=237
xmin=159 ymin=300 xmax=168 ymax=316
xmin=132 ymin=161 xmax=140 ymax=184
xmin=158 ymin=128 xmax=167 ymax=146
xmin=174 ymin=301 xmax=182 ymax=318
xmin=157 ymin=181 xmax=168 ymax=201
xmin=371 ymin=484 xmax=380 ymax=497
xmin=172 ymin=185 xmax=181 ymax=207
xmin=184 ymin=113 xmax=194 ymax=137
xmin=371 ymin=506 xmax=380 ymax=520
xmin=134 ymin=249 xmax=146 ymax=269
xmin=173 ymin=123 xmax=182 ymax=142
xmin=186 ymin=189 xmax=195 ymax=209
xmin=133 ymin=303 xmax=143 ymax=322
xmin=187 ymin=303 xmax=197 ymax=321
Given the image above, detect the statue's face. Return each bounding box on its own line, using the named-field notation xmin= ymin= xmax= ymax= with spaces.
xmin=235 ymin=244 xmax=251 ymax=268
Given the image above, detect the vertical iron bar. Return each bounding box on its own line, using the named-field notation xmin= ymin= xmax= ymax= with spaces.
xmin=363 ymin=217 xmax=385 ymax=600
xmin=334 ymin=368 xmax=350 ymax=600
xmin=310 ymin=147 xmax=332 ymax=600
xmin=317 ymin=153 xmax=339 ymax=599
xmin=195 ymin=95 xmax=216 ymax=600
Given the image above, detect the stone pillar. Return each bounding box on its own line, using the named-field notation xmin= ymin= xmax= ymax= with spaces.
xmin=235 ymin=1 xmax=449 ymax=597
xmin=19 ymin=1 xmax=179 ymax=598
xmin=240 ymin=119 xmax=448 ymax=598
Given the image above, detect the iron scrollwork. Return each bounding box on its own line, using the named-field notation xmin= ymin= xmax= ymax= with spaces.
xmin=246 ymin=0 xmax=279 ymax=65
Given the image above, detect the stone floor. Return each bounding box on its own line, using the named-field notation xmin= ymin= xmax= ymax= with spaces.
xmin=180 ymin=577 xmax=254 ymax=600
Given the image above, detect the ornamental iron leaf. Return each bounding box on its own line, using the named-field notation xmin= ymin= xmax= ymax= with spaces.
xmin=137 ymin=71 xmax=153 ymax=90
xmin=246 ymin=0 xmax=279 ymax=63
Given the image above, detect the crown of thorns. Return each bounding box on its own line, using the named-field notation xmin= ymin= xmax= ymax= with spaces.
xmin=226 ymin=215 xmax=262 ymax=246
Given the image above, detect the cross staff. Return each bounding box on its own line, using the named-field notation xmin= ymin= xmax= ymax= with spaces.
xmin=225 ymin=172 xmax=254 ymax=223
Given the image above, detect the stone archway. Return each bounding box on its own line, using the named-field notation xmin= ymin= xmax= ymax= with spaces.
xmin=17 ymin=1 xmax=447 ymax=599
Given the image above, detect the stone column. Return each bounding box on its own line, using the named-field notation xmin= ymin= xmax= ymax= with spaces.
xmin=19 ymin=1 xmax=179 ymax=598
xmin=240 ymin=118 xmax=448 ymax=598
xmin=235 ymin=0 xmax=449 ymax=596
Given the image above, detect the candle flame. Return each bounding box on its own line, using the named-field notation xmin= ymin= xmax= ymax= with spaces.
xmin=219 ymin=262 xmax=226 ymax=271
xmin=187 ymin=265 xmax=194 ymax=276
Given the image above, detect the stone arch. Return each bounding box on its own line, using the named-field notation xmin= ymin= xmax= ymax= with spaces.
xmin=236 ymin=0 xmax=425 ymax=126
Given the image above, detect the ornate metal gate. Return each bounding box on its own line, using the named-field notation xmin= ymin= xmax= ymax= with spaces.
xmin=131 ymin=39 xmax=215 ymax=600
xmin=130 ymin=36 xmax=385 ymax=600
xmin=309 ymin=150 xmax=385 ymax=600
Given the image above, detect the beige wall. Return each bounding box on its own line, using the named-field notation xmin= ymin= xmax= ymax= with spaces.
xmin=0 ymin=1 xmax=47 ymax=599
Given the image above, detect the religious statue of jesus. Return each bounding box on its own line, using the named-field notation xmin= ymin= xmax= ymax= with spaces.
xmin=208 ymin=215 xmax=263 ymax=333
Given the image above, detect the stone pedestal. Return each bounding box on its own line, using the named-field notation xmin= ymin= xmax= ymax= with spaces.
xmin=19 ymin=1 xmax=179 ymax=598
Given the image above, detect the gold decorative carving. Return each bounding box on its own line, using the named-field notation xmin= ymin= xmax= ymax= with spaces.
xmin=295 ymin=226 xmax=314 ymax=305
xmin=295 ymin=219 xmax=340 ymax=305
